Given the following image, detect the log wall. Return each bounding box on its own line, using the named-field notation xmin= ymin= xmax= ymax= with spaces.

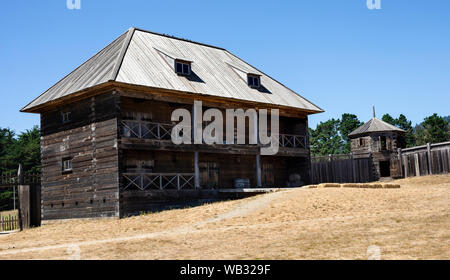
xmin=40 ymin=93 xmax=121 ymax=221
xmin=39 ymin=92 xmax=312 ymax=220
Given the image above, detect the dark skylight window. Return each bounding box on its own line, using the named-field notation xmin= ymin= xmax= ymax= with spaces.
xmin=247 ymin=74 xmax=261 ymax=88
xmin=175 ymin=60 xmax=191 ymax=75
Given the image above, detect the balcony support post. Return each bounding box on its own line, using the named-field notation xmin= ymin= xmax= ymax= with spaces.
xmin=194 ymin=151 xmax=200 ymax=189
xmin=256 ymin=153 xmax=262 ymax=188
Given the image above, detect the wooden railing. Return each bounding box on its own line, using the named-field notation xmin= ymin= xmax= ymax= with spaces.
xmin=121 ymin=120 xmax=307 ymax=149
xmin=278 ymin=134 xmax=307 ymax=149
xmin=122 ymin=173 xmax=195 ymax=191
xmin=121 ymin=120 xmax=173 ymax=141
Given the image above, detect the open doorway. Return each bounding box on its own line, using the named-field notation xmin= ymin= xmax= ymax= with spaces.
xmin=379 ymin=161 xmax=391 ymax=177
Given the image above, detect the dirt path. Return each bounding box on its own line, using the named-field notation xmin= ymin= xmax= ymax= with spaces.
xmin=0 ymin=190 xmax=287 ymax=258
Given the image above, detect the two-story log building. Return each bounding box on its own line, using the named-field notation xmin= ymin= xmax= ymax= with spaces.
xmin=22 ymin=27 xmax=323 ymax=221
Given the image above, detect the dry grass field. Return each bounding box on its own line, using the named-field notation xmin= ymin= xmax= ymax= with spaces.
xmin=0 ymin=174 xmax=449 ymax=260
xmin=0 ymin=210 xmax=18 ymax=218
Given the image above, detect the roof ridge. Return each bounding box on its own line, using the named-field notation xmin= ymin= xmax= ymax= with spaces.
xmin=110 ymin=27 xmax=136 ymax=81
xmin=132 ymin=27 xmax=227 ymax=51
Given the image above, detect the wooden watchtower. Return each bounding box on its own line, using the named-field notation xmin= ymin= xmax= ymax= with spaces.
xmin=349 ymin=108 xmax=405 ymax=179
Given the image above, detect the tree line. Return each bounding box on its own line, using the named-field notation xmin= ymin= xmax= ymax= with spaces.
xmin=310 ymin=113 xmax=450 ymax=157
xmin=0 ymin=126 xmax=40 ymax=210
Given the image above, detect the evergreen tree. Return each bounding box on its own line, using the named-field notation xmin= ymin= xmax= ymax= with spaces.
xmin=381 ymin=114 xmax=396 ymax=125
xmin=310 ymin=119 xmax=344 ymax=156
xmin=0 ymin=128 xmax=16 ymax=173
xmin=339 ymin=113 xmax=363 ymax=153
xmin=0 ymin=126 xmax=41 ymax=211
xmin=395 ymin=114 xmax=415 ymax=147
xmin=415 ymin=114 xmax=449 ymax=145
xmin=10 ymin=126 xmax=41 ymax=173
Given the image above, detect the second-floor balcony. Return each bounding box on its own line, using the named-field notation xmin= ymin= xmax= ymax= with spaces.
xmin=120 ymin=120 xmax=307 ymax=150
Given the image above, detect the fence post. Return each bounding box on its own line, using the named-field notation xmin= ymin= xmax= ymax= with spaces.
xmin=427 ymin=143 xmax=433 ymax=175
xmin=328 ymin=154 xmax=333 ymax=182
xmin=414 ymin=154 xmax=420 ymax=177
xmin=13 ymin=185 xmax=16 ymax=210
xmin=17 ymin=164 xmax=24 ymax=231
xmin=351 ymin=153 xmax=357 ymax=183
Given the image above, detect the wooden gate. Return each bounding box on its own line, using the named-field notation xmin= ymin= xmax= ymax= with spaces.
xmin=390 ymin=158 xmax=403 ymax=178
xmin=0 ymin=165 xmax=41 ymax=231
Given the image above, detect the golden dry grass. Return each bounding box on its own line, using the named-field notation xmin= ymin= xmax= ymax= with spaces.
xmin=0 ymin=174 xmax=449 ymax=260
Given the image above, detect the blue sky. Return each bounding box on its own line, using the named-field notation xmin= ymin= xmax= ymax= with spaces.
xmin=1 ymin=0 xmax=449 ymax=133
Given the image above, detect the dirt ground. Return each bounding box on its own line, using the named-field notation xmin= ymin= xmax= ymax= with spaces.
xmin=0 ymin=174 xmax=449 ymax=260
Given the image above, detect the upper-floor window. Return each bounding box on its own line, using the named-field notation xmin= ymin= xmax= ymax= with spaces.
xmin=62 ymin=112 xmax=71 ymax=123
xmin=247 ymin=74 xmax=261 ymax=88
xmin=380 ymin=136 xmax=387 ymax=151
xmin=175 ymin=60 xmax=191 ymax=75
xmin=62 ymin=158 xmax=73 ymax=173
xmin=359 ymin=138 xmax=365 ymax=147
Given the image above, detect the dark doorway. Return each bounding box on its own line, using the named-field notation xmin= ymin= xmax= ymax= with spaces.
xmin=379 ymin=161 xmax=391 ymax=177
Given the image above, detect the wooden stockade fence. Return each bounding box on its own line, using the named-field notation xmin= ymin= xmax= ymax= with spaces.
xmin=310 ymin=153 xmax=375 ymax=184
xmin=398 ymin=141 xmax=450 ymax=178
xmin=0 ymin=165 xmax=42 ymax=231
xmin=0 ymin=215 xmax=19 ymax=232
xmin=0 ymin=172 xmax=40 ymax=186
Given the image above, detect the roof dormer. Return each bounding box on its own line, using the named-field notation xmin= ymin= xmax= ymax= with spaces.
xmin=175 ymin=59 xmax=192 ymax=76
xmin=247 ymin=73 xmax=261 ymax=88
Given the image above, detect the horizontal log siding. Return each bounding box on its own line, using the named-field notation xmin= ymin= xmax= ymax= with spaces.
xmin=41 ymin=93 xmax=120 ymax=221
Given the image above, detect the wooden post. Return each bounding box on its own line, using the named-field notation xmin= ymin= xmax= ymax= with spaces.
xmin=18 ymin=184 xmax=30 ymax=230
xmin=328 ymin=154 xmax=333 ymax=182
xmin=13 ymin=185 xmax=16 ymax=210
xmin=194 ymin=152 xmax=200 ymax=189
xmin=192 ymin=101 xmax=202 ymax=144
xmin=427 ymin=143 xmax=433 ymax=175
xmin=17 ymin=164 xmax=23 ymax=231
xmin=414 ymin=153 xmax=420 ymax=177
xmin=398 ymin=148 xmax=404 ymax=178
xmin=351 ymin=153 xmax=357 ymax=183
xmin=256 ymin=154 xmax=262 ymax=188
xmin=404 ymin=154 xmax=409 ymax=178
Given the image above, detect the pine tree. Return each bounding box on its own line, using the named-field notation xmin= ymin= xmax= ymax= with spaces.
xmin=415 ymin=114 xmax=449 ymax=145
xmin=339 ymin=113 xmax=363 ymax=153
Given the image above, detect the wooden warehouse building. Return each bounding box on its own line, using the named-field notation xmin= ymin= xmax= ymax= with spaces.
xmin=22 ymin=27 xmax=323 ymax=221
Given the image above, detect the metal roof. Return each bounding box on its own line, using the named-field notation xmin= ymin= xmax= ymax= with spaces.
xmin=22 ymin=27 xmax=323 ymax=113
xmin=348 ymin=118 xmax=405 ymax=137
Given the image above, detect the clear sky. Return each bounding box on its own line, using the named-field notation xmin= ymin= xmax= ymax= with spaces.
xmin=1 ymin=0 xmax=449 ymax=133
